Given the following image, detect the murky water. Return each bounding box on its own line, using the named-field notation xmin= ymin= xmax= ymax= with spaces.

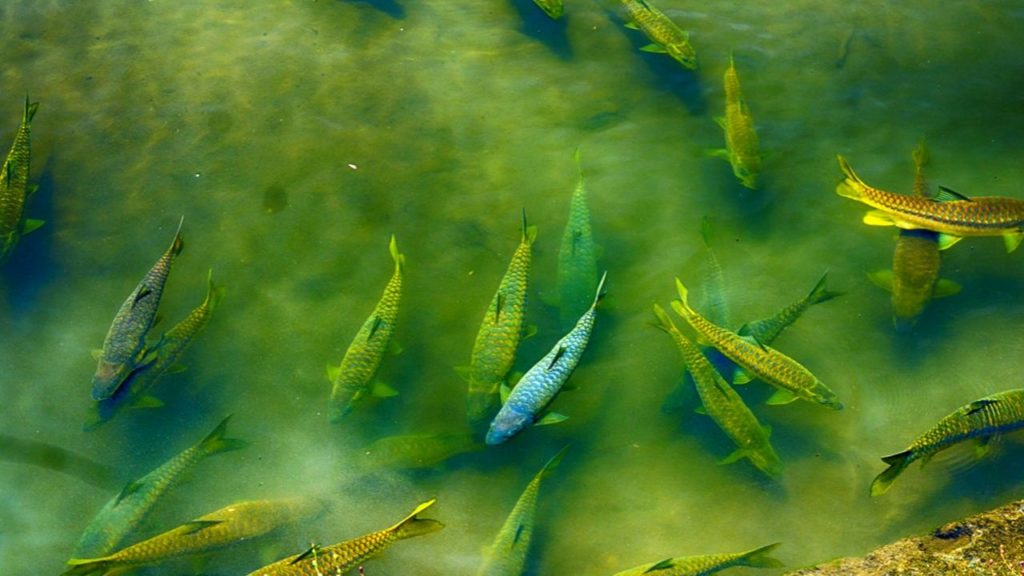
xmin=3 ymin=1 xmax=1024 ymax=574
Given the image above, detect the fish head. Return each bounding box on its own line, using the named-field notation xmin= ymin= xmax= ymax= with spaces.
xmin=91 ymin=361 xmax=128 ymax=400
xmin=484 ymin=406 xmax=531 ymax=446
xmin=732 ymin=157 xmax=760 ymax=190
xmin=667 ymin=43 xmax=698 ymax=70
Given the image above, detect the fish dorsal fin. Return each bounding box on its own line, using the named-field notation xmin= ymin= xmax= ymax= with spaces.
xmin=182 ymin=520 xmax=223 ymax=534
xmin=290 ymin=544 xmax=320 ymax=565
xmin=534 ymin=412 xmax=568 ymax=426
xmin=115 ymin=480 xmax=143 ymax=505
xmin=547 ymin=346 xmax=567 ymax=370
xmin=936 ymin=186 xmax=971 ymax=202
xmin=132 ymin=286 xmax=153 ymax=307
xmin=644 ymin=558 xmax=676 ymax=572
xmin=367 ymin=315 xmax=382 ymax=340
xmin=512 ymin=523 xmax=525 ymax=545
xmin=494 ymin=293 xmax=503 ymax=322
xmin=964 ymin=399 xmax=998 ymax=416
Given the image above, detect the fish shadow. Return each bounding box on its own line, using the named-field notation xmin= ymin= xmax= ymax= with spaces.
xmin=507 ymin=0 xmax=572 ymax=60
xmin=337 ymin=0 xmax=405 ymax=19
xmin=0 ymin=158 xmax=59 ymax=313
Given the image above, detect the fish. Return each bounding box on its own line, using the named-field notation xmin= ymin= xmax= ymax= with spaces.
xmin=871 ymin=389 xmax=1024 ymax=496
xmin=619 ymin=0 xmax=697 ymax=70
xmin=671 ymin=278 xmax=842 ymax=410
xmin=738 ymin=272 xmax=842 ymax=346
xmin=835 ymin=154 xmax=1024 ymax=252
xmin=91 ymin=217 xmax=185 ymax=401
xmin=485 ymin=271 xmax=608 ymax=446
xmin=611 ymin=542 xmax=783 ymax=576
xmin=654 ymin=304 xmax=782 ymax=479
xmin=867 ymin=143 xmax=960 ymax=331
xmin=466 ymin=212 xmax=536 ymax=428
xmin=0 ymin=434 xmax=118 ymax=490
xmin=328 ymin=234 xmax=404 ymax=422
xmin=709 ymin=54 xmax=762 ymax=190
xmin=696 ymin=217 xmax=730 ymax=327
xmin=245 ymin=498 xmax=443 ymax=576
xmin=0 ymin=96 xmax=43 ymax=264
xmin=476 ymin=446 xmax=568 ymax=575
xmin=86 ymin=270 xmax=226 ymax=430
xmin=64 ymin=497 xmax=322 ymax=576
xmin=556 ymin=149 xmax=599 ymax=331
xmin=357 ymin=432 xmax=482 ymax=472
xmin=71 ymin=416 xmax=247 ymax=558
xmin=531 ymin=0 xmax=563 ymax=19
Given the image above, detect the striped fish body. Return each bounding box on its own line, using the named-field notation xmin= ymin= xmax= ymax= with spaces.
xmin=467 ymin=223 xmax=535 ymax=426
xmin=246 ymin=499 xmax=442 ymax=576
xmin=654 ymin=305 xmax=780 ymax=478
xmin=531 ymin=0 xmax=563 ymax=19
xmin=673 ymin=280 xmax=842 ymax=410
xmin=91 ymin=219 xmax=184 ymax=400
xmin=329 ymin=235 xmax=404 ymax=422
xmin=718 ymin=55 xmax=761 ymax=190
xmin=0 ymin=97 xmax=40 ymax=263
xmin=739 ymin=273 xmax=839 ymax=345
xmin=871 ymin=389 xmax=1024 ymax=495
xmin=620 ymin=0 xmax=697 ymax=69
xmin=64 ymin=498 xmax=320 ymax=574
xmin=72 ymin=416 xmax=246 ymax=558
xmin=611 ymin=543 xmax=782 ymax=576
xmin=485 ymin=273 xmax=607 ymax=446
xmin=557 ymin=150 xmax=598 ymax=331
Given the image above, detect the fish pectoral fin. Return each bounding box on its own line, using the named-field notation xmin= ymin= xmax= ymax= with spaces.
xmin=453 ymin=365 xmax=471 ymax=382
xmin=765 ymin=388 xmax=799 ymax=405
xmin=932 ymin=278 xmax=962 ymax=298
xmin=371 ymin=380 xmax=399 ymax=398
xmin=640 ymin=43 xmax=668 ymax=54
xmin=522 ymin=324 xmax=539 ymax=340
xmin=935 ymin=185 xmax=971 ymax=202
xmin=705 ymin=147 xmax=729 ymax=159
xmin=499 ymin=383 xmax=512 ymax=404
xmin=867 ymin=270 xmax=894 ymax=293
xmin=388 ymin=338 xmax=403 ymax=356
xmin=1003 ymin=232 xmax=1024 ymax=253
xmin=731 ymin=368 xmax=754 ymax=385
xmin=165 ymin=363 xmax=188 ymax=375
xmin=862 ymin=210 xmax=897 ymax=226
xmin=326 ymin=363 xmax=341 ymax=382
xmin=182 ymin=520 xmax=223 ymax=534
xmin=693 ymin=405 xmax=708 ymax=416
xmin=975 ymin=435 xmax=995 ymax=459
xmin=623 ymin=21 xmax=640 ymax=30
xmin=22 ymin=218 xmax=44 ymax=234
xmin=90 ymin=348 xmax=103 ymax=361
xmin=936 ymin=233 xmax=964 ymax=250
xmin=719 ymin=448 xmax=749 ymax=465
xmin=534 ymin=412 xmax=568 ymax=426
xmin=712 ymin=116 xmax=727 ymax=130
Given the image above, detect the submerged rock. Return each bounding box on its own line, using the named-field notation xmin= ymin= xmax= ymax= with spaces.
xmin=787 ymin=500 xmax=1024 ymax=575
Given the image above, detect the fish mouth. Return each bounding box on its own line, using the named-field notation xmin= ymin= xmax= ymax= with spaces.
xmin=91 ymin=362 xmax=126 ymax=400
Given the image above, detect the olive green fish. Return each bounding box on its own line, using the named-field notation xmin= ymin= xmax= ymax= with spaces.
xmin=64 ymin=498 xmax=321 ymax=576
xmin=871 ymin=389 xmax=1024 ymax=496
xmin=654 ymin=304 xmax=781 ymax=479
xmin=246 ymin=498 xmax=443 ymax=576
xmin=71 ymin=416 xmax=246 ymax=558
xmin=477 ymin=446 xmax=568 ymax=576
xmin=557 ymin=149 xmax=599 ymax=331
xmin=672 ymin=278 xmax=842 ymax=410
xmin=619 ymin=0 xmax=697 ymax=69
xmin=710 ymin=54 xmax=762 ymax=190
xmin=836 ymin=154 xmax=1024 ymax=252
xmin=738 ymin=272 xmax=841 ymax=347
xmin=611 ymin=542 xmax=783 ymax=576
xmin=358 ymin=432 xmax=482 ymax=473
xmin=531 ymin=0 xmax=563 ymax=19
xmin=328 ymin=234 xmax=404 ymax=423
xmin=466 ymin=213 xmax=536 ymax=427
xmin=0 ymin=96 xmax=43 ymax=264
xmin=91 ymin=217 xmax=185 ymax=401
xmin=867 ymin=143 xmax=960 ymax=331
xmin=86 ymin=270 xmax=225 ymax=430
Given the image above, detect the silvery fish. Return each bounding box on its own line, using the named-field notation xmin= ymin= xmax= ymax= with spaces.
xmin=477 ymin=446 xmax=568 ymax=575
xmin=556 ymin=149 xmax=599 ymax=331
xmin=91 ymin=217 xmax=185 ymax=401
xmin=0 ymin=96 xmax=43 ymax=264
xmin=71 ymin=416 xmax=246 ymax=558
xmin=871 ymin=389 xmax=1024 ymax=496
xmin=709 ymin=54 xmax=762 ymax=190
xmin=611 ymin=543 xmax=783 ymax=576
xmin=328 ymin=234 xmax=404 ymax=422
xmin=246 ymin=499 xmax=443 ymax=576
xmin=619 ymin=0 xmax=697 ymax=69
xmin=486 ymin=272 xmax=607 ymax=446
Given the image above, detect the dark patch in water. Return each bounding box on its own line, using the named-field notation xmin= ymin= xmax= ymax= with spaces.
xmin=262 ymin=183 xmax=289 ymax=215
xmin=338 ymin=0 xmax=405 ymax=19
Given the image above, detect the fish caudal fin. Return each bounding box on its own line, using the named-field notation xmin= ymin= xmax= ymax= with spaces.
xmin=199 ymin=415 xmax=249 ymax=456
xmin=390 ymin=498 xmax=445 ymax=540
xmin=870 ymin=450 xmax=913 ymax=496
xmin=740 ymin=542 xmax=784 ymax=568
xmin=672 ymin=278 xmax=693 ymax=316
xmin=389 ymin=234 xmax=406 ymax=273
xmin=169 ymin=216 xmax=185 ymax=256
xmin=24 ymin=95 xmax=39 ymax=124
xmin=537 ymin=445 xmax=570 ymax=482
xmin=651 ymin=303 xmax=676 ymax=334
xmin=807 ymin=272 xmax=843 ymax=305
xmin=521 ymin=208 xmax=538 ymax=245
xmin=61 ymin=558 xmax=112 ymax=576
xmin=204 ymin=269 xmax=227 ymax=312
xmin=591 ymin=270 xmax=609 ymax=309
xmin=835 ymin=155 xmax=868 ymax=200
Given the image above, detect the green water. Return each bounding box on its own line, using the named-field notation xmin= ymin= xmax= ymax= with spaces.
xmin=2 ymin=1 xmax=1024 ymax=574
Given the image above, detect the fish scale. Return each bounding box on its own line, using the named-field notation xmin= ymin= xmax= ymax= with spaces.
xmin=557 ymin=149 xmax=598 ymax=331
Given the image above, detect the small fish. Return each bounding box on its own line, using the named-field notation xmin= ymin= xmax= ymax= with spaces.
xmin=71 ymin=416 xmax=246 ymax=558
xmin=466 ymin=212 xmax=536 ymax=427
xmin=86 ymin=270 xmax=226 ymax=430
xmin=672 ymin=278 xmax=842 ymax=410
xmin=91 ymin=217 xmax=185 ymax=401
xmin=871 ymin=389 xmax=1024 ymax=496
xmin=611 ymin=542 xmax=783 ymax=576
xmin=485 ymin=272 xmax=607 ymax=446
xmin=531 ymin=0 xmax=563 ymax=19
xmin=0 ymin=96 xmax=43 ymax=264
xmin=619 ymin=0 xmax=697 ymax=69
xmin=477 ymin=446 xmax=568 ymax=575
xmin=328 ymin=234 xmax=404 ymax=422
xmin=556 ymin=149 xmax=599 ymax=331
xmin=358 ymin=432 xmax=482 ymax=472
xmin=654 ymin=304 xmax=782 ymax=479
xmin=738 ymin=272 xmax=842 ymax=345
xmin=246 ymin=499 xmax=443 ymax=576
xmin=64 ymin=498 xmax=321 ymax=576
xmin=709 ymin=54 xmax=762 ymax=190
xmin=836 ymin=155 xmax=1024 ymax=252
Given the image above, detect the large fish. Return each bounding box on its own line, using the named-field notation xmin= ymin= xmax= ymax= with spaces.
xmin=0 ymin=96 xmax=43 ymax=264
xmin=611 ymin=542 xmax=782 ymax=576
xmin=328 ymin=234 xmax=404 ymax=422
xmin=871 ymin=389 xmax=1024 ymax=496
xmin=619 ymin=0 xmax=697 ymax=69
xmin=477 ymin=446 xmax=568 ymax=575
xmin=654 ymin=304 xmax=781 ymax=479
xmin=672 ymin=278 xmax=842 ymax=410
xmin=71 ymin=416 xmax=246 ymax=558
xmin=91 ymin=217 xmax=185 ymax=401
xmin=86 ymin=270 xmax=225 ymax=430
xmin=485 ymin=272 xmax=608 ymax=446
xmin=556 ymin=149 xmax=599 ymax=331
xmin=246 ymin=498 xmax=443 ymax=576
xmin=836 ymin=155 xmax=1024 ymax=252
xmin=64 ymin=498 xmax=321 ymax=576
xmin=710 ymin=54 xmax=762 ymax=190
xmin=466 ymin=212 xmax=536 ymax=427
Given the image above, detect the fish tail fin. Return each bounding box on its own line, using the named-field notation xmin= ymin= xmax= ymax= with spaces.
xmin=199 ymin=415 xmax=248 ymax=456
xmin=537 ymin=445 xmax=570 ymax=482
xmin=591 ymin=270 xmax=609 ymax=309
xmin=170 ymin=215 xmax=185 ymax=256
xmin=573 ymin=146 xmax=585 ymax=186
xmin=835 ymin=155 xmax=868 ymax=200
xmin=651 ymin=303 xmax=676 ymax=334
xmin=740 ymin=542 xmax=784 ymax=568
xmin=870 ymin=450 xmax=913 ymax=496
xmin=673 ymin=278 xmax=692 ymax=313
xmin=204 ymin=269 xmax=226 ymax=313
xmin=807 ymin=271 xmax=843 ymax=305
xmin=23 ymin=94 xmax=39 ymax=124
xmin=390 ymin=498 xmax=444 ymax=540
xmin=389 ymin=234 xmax=405 ymax=273
xmin=61 ymin=558 xmax=112 ymax=576
xmin=520 ymin=208 xmax=538 ymax=245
